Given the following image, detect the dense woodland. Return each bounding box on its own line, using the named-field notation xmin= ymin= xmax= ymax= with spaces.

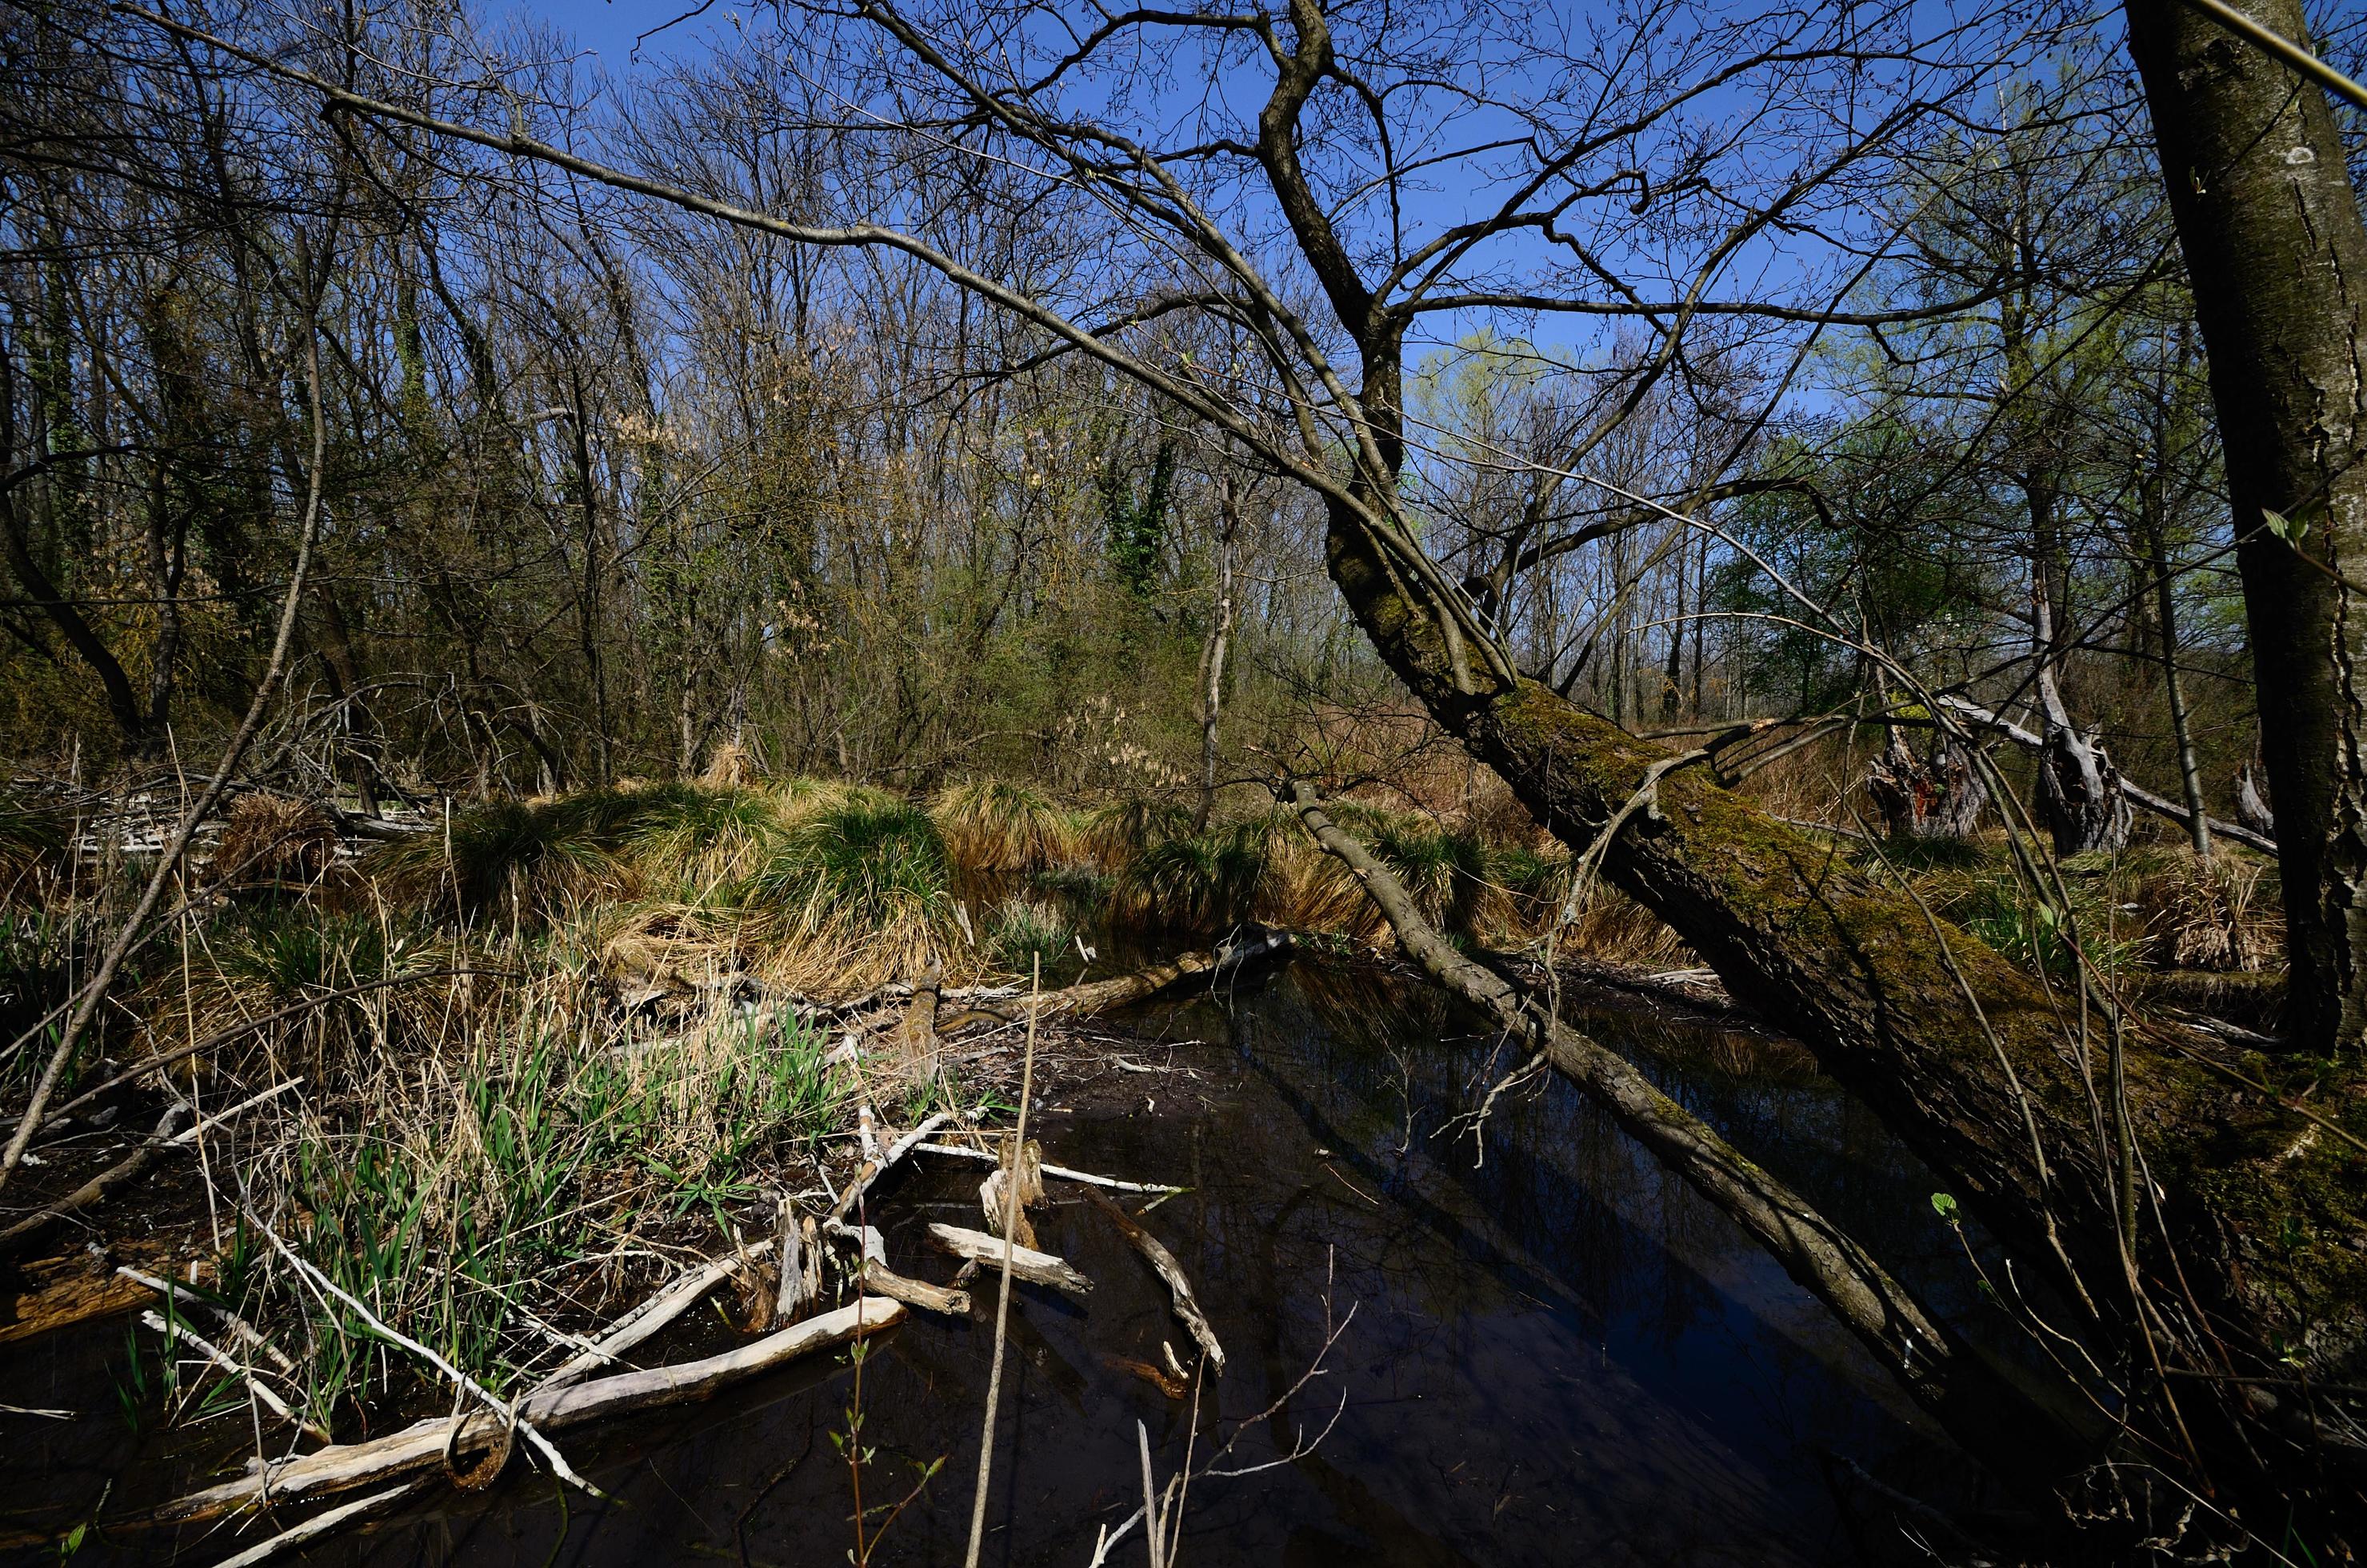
xmin=2 ymin=0 xmax=2365 ymax=1561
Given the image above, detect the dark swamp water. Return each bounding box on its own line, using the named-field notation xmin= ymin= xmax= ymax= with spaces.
xmin=2 ymin=960 xmax=2009 ymax=1566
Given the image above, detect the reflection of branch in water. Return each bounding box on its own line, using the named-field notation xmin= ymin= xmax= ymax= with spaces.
xmin=1088 ymin=1249 xmax=1359 ymax=1566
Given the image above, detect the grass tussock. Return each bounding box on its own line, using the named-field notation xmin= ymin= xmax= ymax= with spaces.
xmin=933 ymin=778 xmax=1073 ymax=877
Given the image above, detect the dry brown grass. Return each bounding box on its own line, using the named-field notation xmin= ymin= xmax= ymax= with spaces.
xmin=212 ymin=791 xmax=341 ymax=890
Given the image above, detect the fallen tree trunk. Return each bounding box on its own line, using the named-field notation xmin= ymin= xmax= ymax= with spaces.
xmin=939 ymin=952 xmax=1219 ymax=1029
xmin=1287 ymin=782 xmax=2085 ymax=1497
xmin=1325 ymin=502 xmax=2367 ymax=1543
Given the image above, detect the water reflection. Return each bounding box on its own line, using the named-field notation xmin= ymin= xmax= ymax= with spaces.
xmin=2 ymin=959 xmax=1982 ymax=1566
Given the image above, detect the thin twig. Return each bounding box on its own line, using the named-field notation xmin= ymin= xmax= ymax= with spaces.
xmin=961 ymin=954 xmax=1040 ymax=1568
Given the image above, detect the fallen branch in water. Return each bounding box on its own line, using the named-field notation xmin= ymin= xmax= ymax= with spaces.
xmin=1083 ymin=1189 xmax=1224 ymax=1375
xmin=861 ymin=1259 xmax=970 ymax=1316
xmin=938 ymin=952 xmax=1218 ymax=1030
xmin=1282 ymin=778 xmax=2085 ymax=1493
xmin=538 ymin=1238 xmax=777 ymax=1391
xmin=123 ymin=1297 xmax=905 ymax=1528
xmin=117 ymin=1265 xmax=294 ymax=1374
xmin=910 ymin=1141 xmax=1182 ymax=1194
xmin=138 ymin=1309 xmax=327 ymax=1444
xmin=205 ymin=1480 xmax=428 ymax=1568
xmin=245 ymin=1206 xmax=602 ymax=1500
xmin=929 ymin=1222 xmax=1093 ymax=1300
xmin=0 ymin=1103 xmax=189 ymax=1261
xmin=829 ymin=1109 xmax=958 ymax=1224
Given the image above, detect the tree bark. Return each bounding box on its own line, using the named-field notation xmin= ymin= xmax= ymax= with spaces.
xmin=2123 ymin=0 xmax=2367 ymax=1049
xmin=1866 ymin=728 xmax=1989 ymax=840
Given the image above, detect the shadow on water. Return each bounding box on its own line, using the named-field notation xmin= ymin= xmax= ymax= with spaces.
xmin=2 ymin=958 xmax=1994 ymax=1566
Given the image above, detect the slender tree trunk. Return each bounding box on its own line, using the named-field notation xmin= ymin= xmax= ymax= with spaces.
xmin=2142 ymin=462 xmax=2211 ymax=857
xmin=1660 ymin=538 xmax=1685 ymax=720
xmin=2123 ymin=0 xmax=2367 ymax=1049
xmin=566 ymin=373 xmax=611 ymax=786
xmin=1196 ymin=479 xmax=1241 ymax=831
xmin=0 ymin=352 xmax=151 ymax=753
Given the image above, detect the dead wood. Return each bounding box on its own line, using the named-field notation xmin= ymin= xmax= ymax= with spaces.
xmin=1940 ymin=694 xmax=2273 ymax=854
xmin=0 ymin=1102 xmax=189 ymax=1262
xmin=926 ymin=1222 xmax=1093 ymax=1299
xmin=138 ymin=1309 xmax=326 ymax=1443
xmin=829 ymin=1109 xmax=958 ymax=1225
xmin=1286 ymin=780 xmax=2081 ymax=1495
xmin=127 ymin=1297 xmax=905 ymax=1526
xmin=938 ymin=952 xmax=1219 ymax=1030
xmin=538 ymin=1238 xmax=775 ymax=1391
xmin=1082 ymin=1188 xmax=1225 ymax=1374
xmin=860 ymin=1259 xmax=970 ymax=1316
xmin=978 ymin=1135 xmax=1044 ymax=1250
xmin=771 ymin=1197 xmax=812 ymax=1328
xmin=207 ymin=1480 xmax=428 ymax=1568
xmin=912 ymin=1141 xmax=1182 ymax=1194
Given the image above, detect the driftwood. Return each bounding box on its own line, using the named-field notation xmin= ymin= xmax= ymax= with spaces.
xmin=117 ymin=1265 xmax=292 ymax=1372
xmin=911 ymin=1141 xmax=1182 ymax=1194
xmin=0 ymin=1102 xmax=190 ymax=1262
xmin=978 ymin=1136 xmax=1045 ymax=1249
xmin=130 ymin=1298 xmax=904 ymax=1526
xmin=860 ymin=1259 xmax=971 ymax=1316
xmin=208 ymin=1481 xmax=428 ymax=1568
xmin=1082 ymin=1189 xmax=1225 ymax=1374
xmin=538 ymin=1238 xmax=775 ymax=1391
xmin=828 ymin=1109 xmax=958 ymax=1224
xmin=138 ymin=1309 xmax=326 ymax=1443
xmin=771 ymin=1198 xmax=814 ymax=1328
xmin=927 ymin=1222 xmax=1093 ymax=1300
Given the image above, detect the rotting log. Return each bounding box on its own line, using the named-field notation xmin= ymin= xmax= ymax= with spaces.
xmin=126 ymin=1297 xmax=904 ymax=1527
xmin=1324 ymin=501 xmax=2367 ymax=1541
